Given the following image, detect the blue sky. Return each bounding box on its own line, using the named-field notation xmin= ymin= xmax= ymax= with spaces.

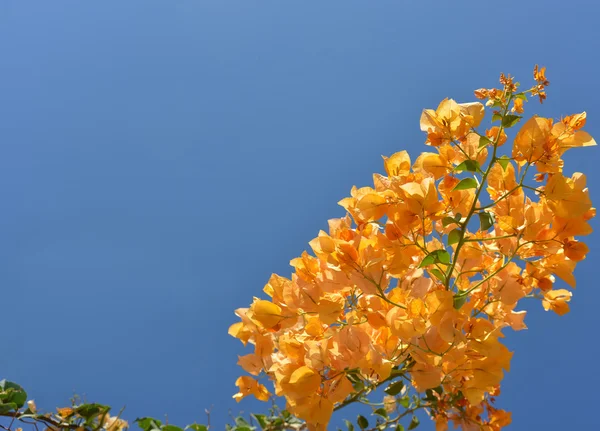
xmin=1 ymin=1 xmax=599 ymax=429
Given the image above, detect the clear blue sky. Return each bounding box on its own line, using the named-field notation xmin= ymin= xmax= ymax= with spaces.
xmin=1 ymin=1 xmax=598 ymax=429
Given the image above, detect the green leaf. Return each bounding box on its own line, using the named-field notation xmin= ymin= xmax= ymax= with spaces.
xmin=429 ymin=268 xmax=445 ymax=282
xmin=424 ymin=389 xmax=437 ymax=402
xmin=344 ymin=420 xmax=355 ymax=431
xmin=373 ymin=408 xmax=388 ymax=418
xmin=250 ymin=415 xmax=267 ymax=430
xmin=497 ymin=156 xmax=511 ymax=171
xmin=447 ymin=229 xmax=461 ymax=246
xmin=395 ymin=425 xmax=405 ymax=431
xmin=399 ymin=396 xmax=410 ymax=409
xmin=454 ymin=160 xmax=480 ymax=173
xmin=442 ymin=216 xmax=457 ymax=227
xmin=433 ymin=386 xmax=444 ymax=395
xmin=453 ymin=291 xmax=467 ymax=310
xmin=234 ymin=417 xmax=254 ymax=431
xmin=136 ymin=418 xmax=163 ymax=431
xmin=0 ymin=382 xmax=27 ymax=408
xmin=350 ymin=379 xmax=365 ymax=392
xmin=163 ymin=426 xmax=184 ymax=431
xmin=478 ymin=212 xmax=494 ymax=231
xmin=408 ymin=416 xmax=420 ymax=430
xmin=357 ymin=415 xmax=369 ymax=429
xmin=492 ymin=113 xmax=502 ymax=123
xmin=479 ymin=136 xmax=492 ymax=148
xmin=514 ymin=93 xmax=528 ymax=101
xmin=453 ymin=178 xmax=477 ymax=191
xmin=435 ymin=250 xmax=451 ymax=265
xmin=0 ymin=403 xmax=17 ymax=414
xmin=419 ymin=250 xmax=451 ymax=267
xmin=455 ymin=213 xmax=462 ymax=222
xmin=502 ymin=115 xmax=522 ymax=128
xmin=186 ymin=424 xmax=208 ymax=431
xmin=78 ymin=404 xmax=110 ymax=421
xmin=419 ymin=254 xmax=436 ymax=267
xmin=384 ymin=380 xmax=405 ymax=396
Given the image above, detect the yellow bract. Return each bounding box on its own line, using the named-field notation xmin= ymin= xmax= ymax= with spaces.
xmin=230 ymin=67 xmax=595 ymax=431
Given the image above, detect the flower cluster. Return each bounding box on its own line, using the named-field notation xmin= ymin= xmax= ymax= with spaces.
xmin=230 ymin=67 xmax=595 ymax=431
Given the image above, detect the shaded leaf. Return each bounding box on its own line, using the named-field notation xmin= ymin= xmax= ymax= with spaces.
xmin=454 ymin=292 xmax=467 ymax=310
xmin=447 ymin=229 xmax=461 ymax=245
xmin=430 ymin=268 xmax=445 ymax=282
xmin=384 ymin=380 xmax=405 ymax=396
xmin=479 ymin=136 xmax=492 ymax=148
xmin=373 ymin=408 xmax=387 ymax=418
xmin=408 ymin=416 xmax=420 ymax=430
xmin=502 ymin=115 xmax=522 ymax=128
xmin=454 ymin=160 xmax=480 ymax=173
xmin=357 ymin=415 xmax=369 ymax=429
xmin=442 ymin=216 xmax=457 ymax=227
xmin=478 ymin=212 xmax=494 ymax=231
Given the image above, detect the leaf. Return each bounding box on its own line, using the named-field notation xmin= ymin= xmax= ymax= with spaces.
xmin=478 ymin=212 xmax=494 ymax=231
xmin=136 ymin=418 xmax=163 ymax=431
xmin=454 ymin=213 xmax=462 ymax=221
xmin=357 ymin=415 xmax=369 ymax=429
xmin=454 ymin=160 xmax=480 ymax=173
xmin=442 ymin=216 xmax=457 ymax=227
xmin=453 ymin=178 xmax=477 ymax=191
xmin=435 ymin=250 xmax=451 ymax=265
xmin=399 ymin=396 xmax=410 ymax=408
xmin=186 ymin=425 xmax=208 ymax=431
xmin=77 ymin=404 xmax=110 ymax=421
xmin=423 ymin=389 xmax=437 ymax=402
xmin=0 ymin=382 xmax=27 ymax=408
xmin=163 ymin=426 xmax=184 ymax=431
xmin=514 ymin=93 xmax=528 ymax=101
xmin=373 ymin=408 xmax=388 ymax=418
xmin=0 ymin=403 xmax=17 ymax=414
xmin=395 ymin=425 xmax=405 ymax=431
xmin=502 ymin=115 xmax=522 ymax=128
xmin=251 ymin=415 xmax=267 ymax=430
xmin=497 ymin=155 xmax=511 ymax=171
xmin=447 ymin=229 xmax=461 ymax=245
xmin=384 ymin=380 xmax=405 ymax=396
xmin=492 ymin=113 xmax=502 ymax=123
xmin=6 ymin=382 xmax=27 ymax=409
xmin=479 ymin=136 xmax=492 ymax=148
xmin=419 ymin=254 xmax=436 ymax=268
xmin=430 ymin=268 xmax=445 ymax=282
xmin=236 ymin=417 xmax=251 ymax=427
xmin=344 ymin=420 xmax=355 ymax=431
xmin=408 ymin=416 xmax=420 ymax=430
xmin=453 ymin=292 xmax=467 ymax=310
xmin=419 ymin=250 xmax=451 ymax=267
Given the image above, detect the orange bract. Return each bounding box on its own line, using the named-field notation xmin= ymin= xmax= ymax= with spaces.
xmin=230 ymin=66 xmax=595 ymax=430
